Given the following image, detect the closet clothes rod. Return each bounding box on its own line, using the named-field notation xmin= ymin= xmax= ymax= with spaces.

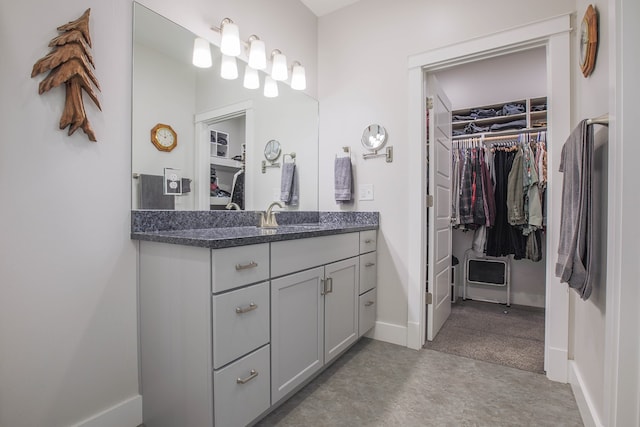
xmin=587 ymin=113 xmax=609 ymax=126
xmin=452 ymin=127 xmax=547 ymax=140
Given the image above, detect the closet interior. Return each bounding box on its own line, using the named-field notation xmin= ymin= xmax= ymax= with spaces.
xmin=435 ymin=47 xmax=548 ymax=309
xmin=208 ymin=114 xmax=246 ymax=210
xmin=427 ymin=47 xmax=548 ymax=372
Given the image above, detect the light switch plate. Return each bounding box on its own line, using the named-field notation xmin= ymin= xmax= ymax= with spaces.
xmin=359 ymin=184 xmax=374 ymax=201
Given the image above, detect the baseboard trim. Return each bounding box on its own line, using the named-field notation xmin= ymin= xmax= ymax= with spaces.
xmin=71 ymin=395 xmax=142 ymax=427
xmin=406 ymin=321 xmax=422 ymax=350
xmin=546 ymin=345 xmax=568 ymax=382
xmin=569 ymin=361 xmax=604 ymax=427
xmin=366 ymin=321 xmax=407 ymax=347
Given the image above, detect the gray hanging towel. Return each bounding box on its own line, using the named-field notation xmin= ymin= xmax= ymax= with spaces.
xmin=280 ymin=162 xmax=296 ymax=204
xmin=139 ymin=174 xmax=175 ymax=210
xmin=555 ymin=120 xmax=593 ymax=300
xmin=334 ymin=156 xmax=352 ymax=202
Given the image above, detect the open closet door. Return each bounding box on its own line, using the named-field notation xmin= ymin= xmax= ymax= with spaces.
xmin=426 ymin=74 xmax=452 ymax=341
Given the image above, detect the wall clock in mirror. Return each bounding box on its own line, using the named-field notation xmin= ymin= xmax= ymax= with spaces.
xmin=151 ymin=123 xmax=177 ymax=152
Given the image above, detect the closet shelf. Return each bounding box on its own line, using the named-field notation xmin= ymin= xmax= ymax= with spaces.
xmin=211 ymin=157 xmax=242 ymax=170
xmin=451 ymin=97 xmax=547 ymax=139
xmin=452 ymin=126 xmax=547 ymax=140
xmin=210 ymin=196 xmax=231 ymax=206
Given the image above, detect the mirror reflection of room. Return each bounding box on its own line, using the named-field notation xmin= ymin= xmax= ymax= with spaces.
xmin=131 ymin=2 xmax=319 ymax=212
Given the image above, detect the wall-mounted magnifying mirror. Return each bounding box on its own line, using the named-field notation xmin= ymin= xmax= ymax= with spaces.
xmin=264 ymin=139 xmax=281 ymax=161
xmin=361 ymin=124 xmax=387 ymax=151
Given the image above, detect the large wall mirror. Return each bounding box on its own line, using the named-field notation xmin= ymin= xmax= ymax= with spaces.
xmin=132 ymin=2 xmax=319 ymax=211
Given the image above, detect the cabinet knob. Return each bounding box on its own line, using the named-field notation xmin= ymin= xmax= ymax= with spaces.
xmin=236 ymin=369 xmax=259 ymax=384
xmin=365 ymin=300 xmax=375 ymax=307
xmin=364 ymin=239 xmax=374 ymax=244
xmin=365 ymin=262 xmax=376 ymax=267
xmin=235 ymin=302 xmax=258 ymax=314
xmin=235 ymin=261 xmax=258 ymax=271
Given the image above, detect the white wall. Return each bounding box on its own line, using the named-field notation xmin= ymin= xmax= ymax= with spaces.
xmin=317 ymin=0 xmax=574 ymax=341
xmin=568 ymin=1 xmax=609 ymax=424
xmin=133 ymin=43 xmax=197 ymax=210
xmin=606 ymin=0 xmax=640 ymax=424
xmin=435 ymin=48 xmax=548 ymax=308
xmin=0 ymin=1 xmax=317 ymax=426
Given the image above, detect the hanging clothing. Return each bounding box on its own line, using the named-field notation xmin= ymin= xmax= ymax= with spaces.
xmin=452 ymin=134 xmax=546 ymax=262
xmin=231 ymin=170 xmax=245 ymax=210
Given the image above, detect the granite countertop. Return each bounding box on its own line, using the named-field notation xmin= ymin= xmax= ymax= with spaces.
xmin=131 ymin=211 xmax=379 ymax=249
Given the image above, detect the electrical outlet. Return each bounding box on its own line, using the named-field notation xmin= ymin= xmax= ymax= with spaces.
xmin=359 ymin=184 xmax=374 ymax=201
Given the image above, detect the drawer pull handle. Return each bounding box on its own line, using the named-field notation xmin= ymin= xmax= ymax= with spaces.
xmin=235 ymin=261 xmax=258 ymax=271
xmin=365 ymin=262 xmax=376 ymax=267
xmin=320 ymin=277 xmax=334 ymax=296
xmin=235 ymin=302 xmax=258 ymax=314
xmin=364 ymin=239 xmax=374 ymax=244
xmin=236 ymin=369 xmax=259 ymax=384
xmin=365 ymin=300 xmax=375 ymax=307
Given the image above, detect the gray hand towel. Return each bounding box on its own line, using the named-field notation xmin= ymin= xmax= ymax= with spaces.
xmin=280 ymin=163 xmax=296 ymax=204
xmin=334 ymin=157 xmax=352 ymax=202
xmin=139 ymin=174 xmax=175 ymax=210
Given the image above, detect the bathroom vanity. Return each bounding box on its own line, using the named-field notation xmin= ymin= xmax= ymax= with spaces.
xmin=132 ymin=211 xmax=378 ymax=426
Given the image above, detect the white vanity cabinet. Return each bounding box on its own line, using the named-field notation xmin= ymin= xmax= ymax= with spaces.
xmin=138 ymin=241 xmax=270 ymax=427
xmin=270 ymin=233 xmax=360 ymax=404
xmin=138 ymin=229 xmax=377 ymax=426
xmin=358 ymin=229 xmax=378 ymax=337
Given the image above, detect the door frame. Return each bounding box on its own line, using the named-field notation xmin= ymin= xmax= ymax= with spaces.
xmin=194 ymin=100 xmax=254 ymax=210
xmin=406 ymin=14 xmax=572 ymax=382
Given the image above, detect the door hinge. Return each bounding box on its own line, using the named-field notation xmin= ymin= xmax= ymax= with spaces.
xmin=426 ymin=292 xmax=433 ymax=305
xmin=426 ymin=97 xmax=434 ymax=110
xmin=426 ymin=194 xmax=434 ymax=207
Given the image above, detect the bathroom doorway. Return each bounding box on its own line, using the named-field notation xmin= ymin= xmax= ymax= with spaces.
xmin=407 ymin=15 xmax=572 ymax=382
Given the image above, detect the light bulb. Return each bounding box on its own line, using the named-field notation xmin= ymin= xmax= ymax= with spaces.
xmin=291 ymin=63 xmax=306 ymax=90
xmin=243 ymin=66 xmax=260 ymax=89
xmin=192 ymin=38 xmax=212 ymax=68
xmin=220 ymin=54 xmax=238 ymax=80
xmin=248 ymin=37 xmax=266 ymax=70
xmin=220 ymin=19 xmax=241 ymax=57
xmin=271 ymin=51 xmax=288 ymax=81
xmin=264 ymin=76 xmax=278 ymax=98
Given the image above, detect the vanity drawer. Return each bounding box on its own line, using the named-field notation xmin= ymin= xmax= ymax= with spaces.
xmin=359 ymin=251 xmax=377 ymax=294
xmin=212 ymin=281 xmax=270 ymax=369
xmin=211 ymin=243 xmax=269 ymax=293
xmin=359 ymin=230 xmax=377 ymax=254
xmin=359 ymin=288 xmax=377 ymax=337
xmin=214 ymin=344 xmax=270 ymax=427
xmin=271 ymin=233 xmax=359 ymax=278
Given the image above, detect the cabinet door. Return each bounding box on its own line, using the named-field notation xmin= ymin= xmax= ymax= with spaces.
xmin=271 ymin=267 xmax=324 ymax=404
xmin=324 ymin=257 xmax=359 ymax=364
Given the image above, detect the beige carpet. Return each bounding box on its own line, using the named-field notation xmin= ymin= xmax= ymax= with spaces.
xmin=423 ymin=299 xmax=545 ymax=373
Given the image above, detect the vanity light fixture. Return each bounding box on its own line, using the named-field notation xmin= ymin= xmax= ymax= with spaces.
xmin=220 ymin=54 xmax=238 ymax=80
xmin=243 ymin=66 xmax=260 ymax=89
xmin=192 ymin=37 xmax=212 ymax=68
xmin=264 ymin=76 xmax=278 ymax=98
xmin=270 ymin=49 xmax=288 ymax=81
xmin=290 ymin=61 xmax=306 ymax=90
xmin=247 ymin=35 xmax=266 ymax=70
xmin=219 ymin=18 xmax=241 ymax=57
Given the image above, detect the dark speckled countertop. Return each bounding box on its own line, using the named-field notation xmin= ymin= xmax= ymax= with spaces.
xmin=131 ymin=210 xmax=379 ymax=249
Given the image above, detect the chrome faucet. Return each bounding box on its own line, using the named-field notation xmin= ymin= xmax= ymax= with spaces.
xmin=225 ymin=202 xmax=241 ymax=210
xmin=260 ymin=201 xmax=284 ymax=228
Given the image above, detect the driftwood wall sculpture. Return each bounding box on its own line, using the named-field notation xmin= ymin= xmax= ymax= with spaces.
xmin=31 ymin=9 xmax=101 ymax=142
